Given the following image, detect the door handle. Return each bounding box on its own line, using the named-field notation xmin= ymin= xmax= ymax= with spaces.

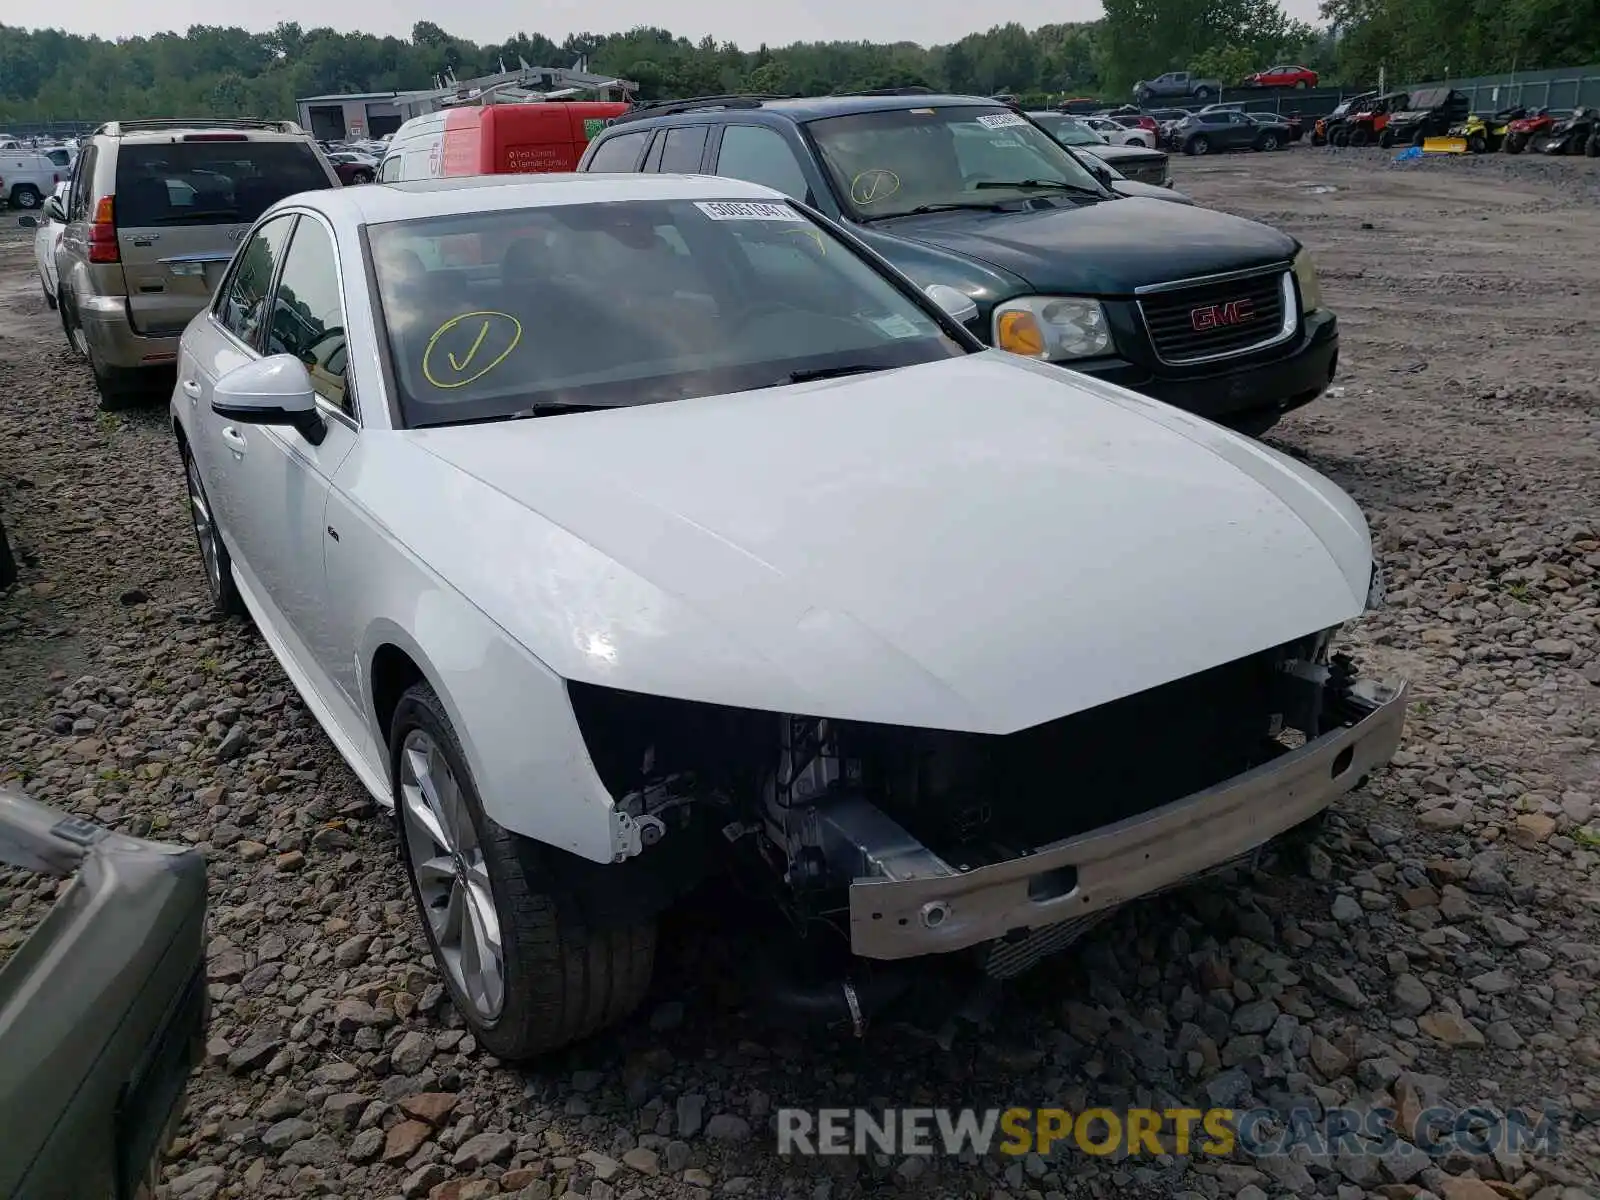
xmin=181 ymin=379 xmax=202 ymax=402
xmin=220 ymin=426 xmax=248 ymax=454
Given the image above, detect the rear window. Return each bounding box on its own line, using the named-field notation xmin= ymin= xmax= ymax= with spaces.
xmin=114 ymin=141 xmax=331 ymax=229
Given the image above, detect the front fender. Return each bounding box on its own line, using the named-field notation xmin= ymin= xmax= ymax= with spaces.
xmin=327 ymin=454 xmax=625 ymax=865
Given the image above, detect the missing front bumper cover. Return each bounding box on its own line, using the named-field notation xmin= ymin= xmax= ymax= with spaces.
xmin=843 ymin=675 xmax=1408 ymax=961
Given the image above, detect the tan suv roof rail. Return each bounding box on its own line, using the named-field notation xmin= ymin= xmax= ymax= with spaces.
xmin=90 ymin=118 xmax=305 ymax=137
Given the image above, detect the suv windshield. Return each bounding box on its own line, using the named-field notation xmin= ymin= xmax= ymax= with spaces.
xmin=1027 ymin=113 xmax=1106 ymax=147
xmin=114 ymin=141 xmax=330 ymax=228
xmin=369 ymin=198 xmax=968 ymax=428
xmin=806 ymin=105 xmax=1109 ymax=220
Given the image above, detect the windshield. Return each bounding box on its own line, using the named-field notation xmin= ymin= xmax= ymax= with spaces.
xmin=1028 ymin=113 xmax=1106 ymax=147
xmin=370 ymin=198 xmax=969 ymax=428
xmin=806 ymin=105 xmax=1109 ymax=220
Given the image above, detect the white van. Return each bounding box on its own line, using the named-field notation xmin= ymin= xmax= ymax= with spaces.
xmin=1 ymin=146 xmax=74 ymax=210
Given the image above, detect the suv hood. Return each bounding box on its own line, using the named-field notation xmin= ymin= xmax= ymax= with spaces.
xmin=380 ymin=353 xmax=1372 ymax=735
xmin=859 ymin=198 xmax=1296 ymax=297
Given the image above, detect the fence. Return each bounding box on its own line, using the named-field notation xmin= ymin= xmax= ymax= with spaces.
xmin=1413 ymin=65 xmax=1600 ymax=114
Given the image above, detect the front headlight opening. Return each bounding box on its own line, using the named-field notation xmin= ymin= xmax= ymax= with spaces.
xmin=1293 ymin=249 xmax=1324 ymax=313
xmin=994 ymin=296 xmax=1112 ymax=361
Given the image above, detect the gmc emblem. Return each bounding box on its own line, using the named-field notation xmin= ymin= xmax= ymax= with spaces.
xmin=1191 ymin=298 xmax=1255 ymax=331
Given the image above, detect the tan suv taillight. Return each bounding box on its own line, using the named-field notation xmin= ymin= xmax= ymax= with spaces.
xmin=88 ymin=196 xmax=119 ymax=264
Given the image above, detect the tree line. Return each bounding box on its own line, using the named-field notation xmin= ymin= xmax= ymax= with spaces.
xmin=3 ymin=1 xmax=1599 ymax=125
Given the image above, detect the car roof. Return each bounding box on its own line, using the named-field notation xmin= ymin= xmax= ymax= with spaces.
xmin=611 ymin=92 xmax=1011 ymax=130
xmin=275 ymin=172 xmax=790 ymax=226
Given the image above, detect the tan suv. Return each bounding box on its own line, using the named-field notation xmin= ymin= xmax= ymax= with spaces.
xmin=49 ymin=118 xmax=339 ymax=408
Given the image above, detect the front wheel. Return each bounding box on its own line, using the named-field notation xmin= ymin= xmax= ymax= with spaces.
xmin=352 ymin=168 xmax=374 ymax=184
xmin=1330 ymin=127 xmax=1350 ymax=147
xmin=1194 ymin=86 xmax=1214 ymax=101
xmin=1411 ymin=129 xmax=1427 ymax=147
xmin=1186 ymin=135 xmax=1210 ymax=156
xmin=392 ymin=682 xmax=657 ymax=1059
xmin=1467 ymin=132 xmax=1488 ymax=154
xmin=1295 ymin=79 xmax=1309 ymax=89
xmin=1587 ymin=133 xmax=1600 ymax=157
xmin=181 ymin=444 xmax=245 ymax=617
xmin=1350 ymin=126 xmax=1371 ymax=147
xmin=1504 ymin=132 xmax=1526 ymax=154
xmin=11 ymin=185 xmax=41 ymax=210
xmin=1258 ymin=133 xmax=1279 ymax=152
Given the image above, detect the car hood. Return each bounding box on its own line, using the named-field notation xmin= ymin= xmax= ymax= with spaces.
xmin=1080 ymin=144 xmax=1167 ymax=168
xmin=863 ymin=199 xmax=1296 ymax=297
xmin=382 ymin=353 xmax=1372 ymax=735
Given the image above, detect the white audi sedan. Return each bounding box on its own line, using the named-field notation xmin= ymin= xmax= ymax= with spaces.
xmin=173 ymin=173 xmax=1405 ymax=1057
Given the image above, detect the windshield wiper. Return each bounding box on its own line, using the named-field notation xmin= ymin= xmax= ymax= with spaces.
xmin=861 ymin=201 xmax=1009 ymax=221
xmin=973 ymin=179 xmax=1105 ymax=197
xmin=785 ymin=364 xmax=888 ymax=384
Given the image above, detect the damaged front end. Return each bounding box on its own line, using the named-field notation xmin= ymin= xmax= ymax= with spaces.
xmin=568 ymin=628 xmax=1405 ymax=984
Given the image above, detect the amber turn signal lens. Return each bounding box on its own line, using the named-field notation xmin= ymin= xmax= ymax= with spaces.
xmin=996 ymin=309 xmax=1046 ymax=356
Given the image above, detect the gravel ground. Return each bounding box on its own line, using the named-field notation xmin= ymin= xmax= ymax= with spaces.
xmin=1 ymin=148 xmax=1598 ymax=1200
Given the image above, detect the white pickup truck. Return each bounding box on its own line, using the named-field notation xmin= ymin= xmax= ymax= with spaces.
xmin=1 ymin=147 xmax=73 ymax=210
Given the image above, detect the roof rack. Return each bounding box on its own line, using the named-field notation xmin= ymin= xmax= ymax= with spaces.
xmin=91 ymin=118 xmax=304 ymax=137
xmin=608 ymin=94 xmax=794 ymax=125
xmin=832 ymin=86 xmax=937 ymax=97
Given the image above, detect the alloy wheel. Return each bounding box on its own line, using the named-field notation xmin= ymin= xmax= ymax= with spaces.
xmin=185 ymin=453 xmax=223 ymax=603
xmin=399 ymin=729 xmax=505 ymax=1021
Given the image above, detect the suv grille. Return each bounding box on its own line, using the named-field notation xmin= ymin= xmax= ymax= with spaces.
xmin=1138 ymin=269 xmax=1292 ymax=364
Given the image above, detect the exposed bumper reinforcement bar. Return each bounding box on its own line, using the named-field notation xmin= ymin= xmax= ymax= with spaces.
xmin=847 ymin=676 xmax=1408 ymax=959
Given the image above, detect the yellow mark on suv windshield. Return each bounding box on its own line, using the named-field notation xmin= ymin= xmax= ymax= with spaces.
xmin=423 ymin=311 xmax=523 ymax=389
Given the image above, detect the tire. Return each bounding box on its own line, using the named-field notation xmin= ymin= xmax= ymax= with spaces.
xmin=1258 ymin=133 xmax=1279 ymax=152
xmin=1350 ymin=125 xmax=1370 ymax=147
xmin=1311 ymin=131 xmax=1326 ymax=146
xmin=1468 ymin=133 xmax=1487 ymax=154
xmin=39 ymin=274 xmax=57 ymax=310
xmin=352 ymin=169 xmax=374 ymax=184
xmin=391 ymin=681 xmax=657 ymax=1059
xmin=1588 ymin=133 xmax=1600 ymax=157
xmin=1378 ymin=128 xmax=1395 ymax=149
xmin=1186 ymin=135 xmax=1209 ymax=156
xmin=1411 ymin=129 xmax=1427 ymax=148
xmin=1504 ymin=132 xmax=1525 ymax=154
xmin=11 ymin=185 xmax=41 ymax=210
xmin=1127 ymin=136 xmax=1149 ymax=148
xmin=1330 ymin=127 xmax=1350 ymax=148
xmin=181 ymin=443 xmax=245 ymax=617
xmin=1194 ymin=86 xmax=1214 ymax=101
xmin=1294 ymin=79 xmax=1308 ymax=89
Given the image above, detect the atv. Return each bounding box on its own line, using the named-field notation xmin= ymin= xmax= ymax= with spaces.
xmin=1502 ymin=107 xmax=1554 ymax=153
xmin=1532 ymin=106 xmax=1600 ymax=154
xmin=1381 ymin=87 xmax=1472 ymax=148
xmin=1449 ymin=106 xmax=1526 ymax=153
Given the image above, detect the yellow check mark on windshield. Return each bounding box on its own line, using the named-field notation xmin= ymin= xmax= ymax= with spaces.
xmin=447 ymin=319 xmax=491 ymax=373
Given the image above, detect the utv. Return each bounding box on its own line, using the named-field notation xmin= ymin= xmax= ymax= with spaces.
xmin=1533 ymin=107 xmax=1600 ymax=154
xmin=1312 ymin=90 xmax=1377 ymax=145
xmin=1381 ymin=87 xmax=1472 ymax=147
xmin=1331 ymin=92 xmax=1408 ymax=147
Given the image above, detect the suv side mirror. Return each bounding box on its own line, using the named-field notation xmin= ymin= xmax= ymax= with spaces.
xmin=212 ymin=355 xmax=326 ymax=445
xmin=42 ymin=195 xmax=66 ymax=223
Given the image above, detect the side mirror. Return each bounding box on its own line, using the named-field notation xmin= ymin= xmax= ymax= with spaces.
xmin=17 ymin=215 xmax=37 ymax=228
xmin=42 ymin=196 xmax=66 ymax=223
xmin=212 ymin=354 xmax=326 ymax=445
xmin=924 ymin=283 xmax=979 ymax=325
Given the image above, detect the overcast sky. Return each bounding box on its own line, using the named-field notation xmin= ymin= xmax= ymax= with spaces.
xmin=34 ymin=0 xmax=1327 ymax=53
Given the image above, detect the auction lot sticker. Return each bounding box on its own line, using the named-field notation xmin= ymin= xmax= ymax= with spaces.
xmin=695 ymin=201 xmax=804 ymax=221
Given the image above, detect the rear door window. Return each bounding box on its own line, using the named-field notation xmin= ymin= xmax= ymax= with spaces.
xmin=659 ymin=126 xmax=709 ymax=173
xmin=114 ymin=141 xmax=331 ymax=228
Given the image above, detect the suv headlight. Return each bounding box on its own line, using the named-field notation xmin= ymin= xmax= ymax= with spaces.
xmin=993 ymin=296 xmax=1112 ymax=361
xmin=1293 ymin=248 xmax=1323 ymax=313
